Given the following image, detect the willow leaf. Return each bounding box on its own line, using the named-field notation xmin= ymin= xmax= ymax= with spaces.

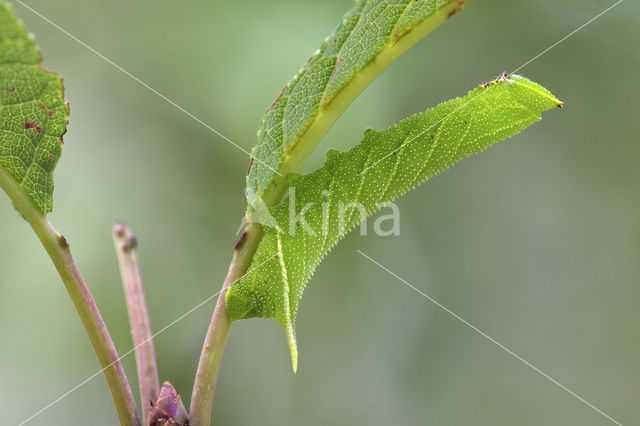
xmin=0 ymin=2 xmax=69 ymax=214
xmin=247 ymin=0 xmax=467 ymax=213
xmin=227 ymin=75 xmax=563 ymax=371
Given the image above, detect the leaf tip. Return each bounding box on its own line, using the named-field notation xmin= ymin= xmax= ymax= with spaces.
xmin=506 ymin=74 xmax=563 ymax=109
xmin=290 ymin=344 xmax=298 ymax=373
xmin=447 ymin=0 xmax=468 ymax=18
xmin=285 ymin=321 xmax=298 ymax=373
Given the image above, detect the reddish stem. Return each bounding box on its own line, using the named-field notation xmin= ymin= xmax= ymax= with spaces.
xmin=113 ymin=223 xmax=160 ymax=424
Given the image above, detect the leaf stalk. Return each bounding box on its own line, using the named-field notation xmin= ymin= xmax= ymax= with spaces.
xmin=189 ymin=222 xmax=263 ymax=425
xmin=113 ymin=223 xmax=160 ymax=424
xmin=0 ymin=167 xmax=140 ymax=426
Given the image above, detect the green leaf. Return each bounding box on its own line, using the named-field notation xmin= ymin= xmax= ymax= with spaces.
xmin=246 ymin=0 xmax=467 ymax=213
xmin=0 ymin=2 xmax=69 ymax=214
xmin=227 ymin=75 xmax=563 ymax=371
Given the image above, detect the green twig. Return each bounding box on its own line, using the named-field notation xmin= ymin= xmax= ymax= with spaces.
xmin=189 ymin=222 xmax=263 ymax=426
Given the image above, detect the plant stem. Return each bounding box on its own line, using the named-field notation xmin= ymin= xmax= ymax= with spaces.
xmin=189 ymin=222 xmax=263 ymax=426
xmin=113 ymin=223 xmax=160 ymax=424
xmin=189 ymin=4 xmax=472 ymax=423
xmin=0 ymin=167 xmax=140 ymax=426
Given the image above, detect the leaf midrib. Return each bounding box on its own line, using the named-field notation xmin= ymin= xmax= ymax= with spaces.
xmin=256 ymin=0 xmax=466 ymax=210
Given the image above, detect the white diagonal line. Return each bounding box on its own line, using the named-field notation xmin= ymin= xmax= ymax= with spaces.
xmin=359 ymin=0 xmax=623 ymax=176
xmin=357 ymin=250 xmax=623 ymax=426
xmin=359 ymin=84 xmax=492 ymax=175
xmin=11 ymin=0 xmax=626 ymax=423
xmin=511 ymin=0 xmax=624 ymax=74
xmin=18 ymin=252 xmax=278 ymax=426
xmin=19 ymin=291 xmax=222 ymax=426
xmin=13 ymin=0 xmax=281 ymax=176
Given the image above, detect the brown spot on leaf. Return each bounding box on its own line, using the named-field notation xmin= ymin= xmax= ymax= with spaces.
xmin=48 ymin=110 xmax=55 ymax=117
xmin=265 ymin=84 xmax=289 ymax=114
xmin=24 ymin=121 xmax=42 ymax=133
xmin=38 ymin=103 xmax=46 ymax=109
xmin=246 ymin=157 xmax=254 ymax=175
xmin=5 ymin=87 xmax=15 ymax=93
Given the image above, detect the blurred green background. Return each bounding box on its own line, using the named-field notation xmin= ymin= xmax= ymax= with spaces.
xmin=1 ymin=0 xmax=638 ymax=424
